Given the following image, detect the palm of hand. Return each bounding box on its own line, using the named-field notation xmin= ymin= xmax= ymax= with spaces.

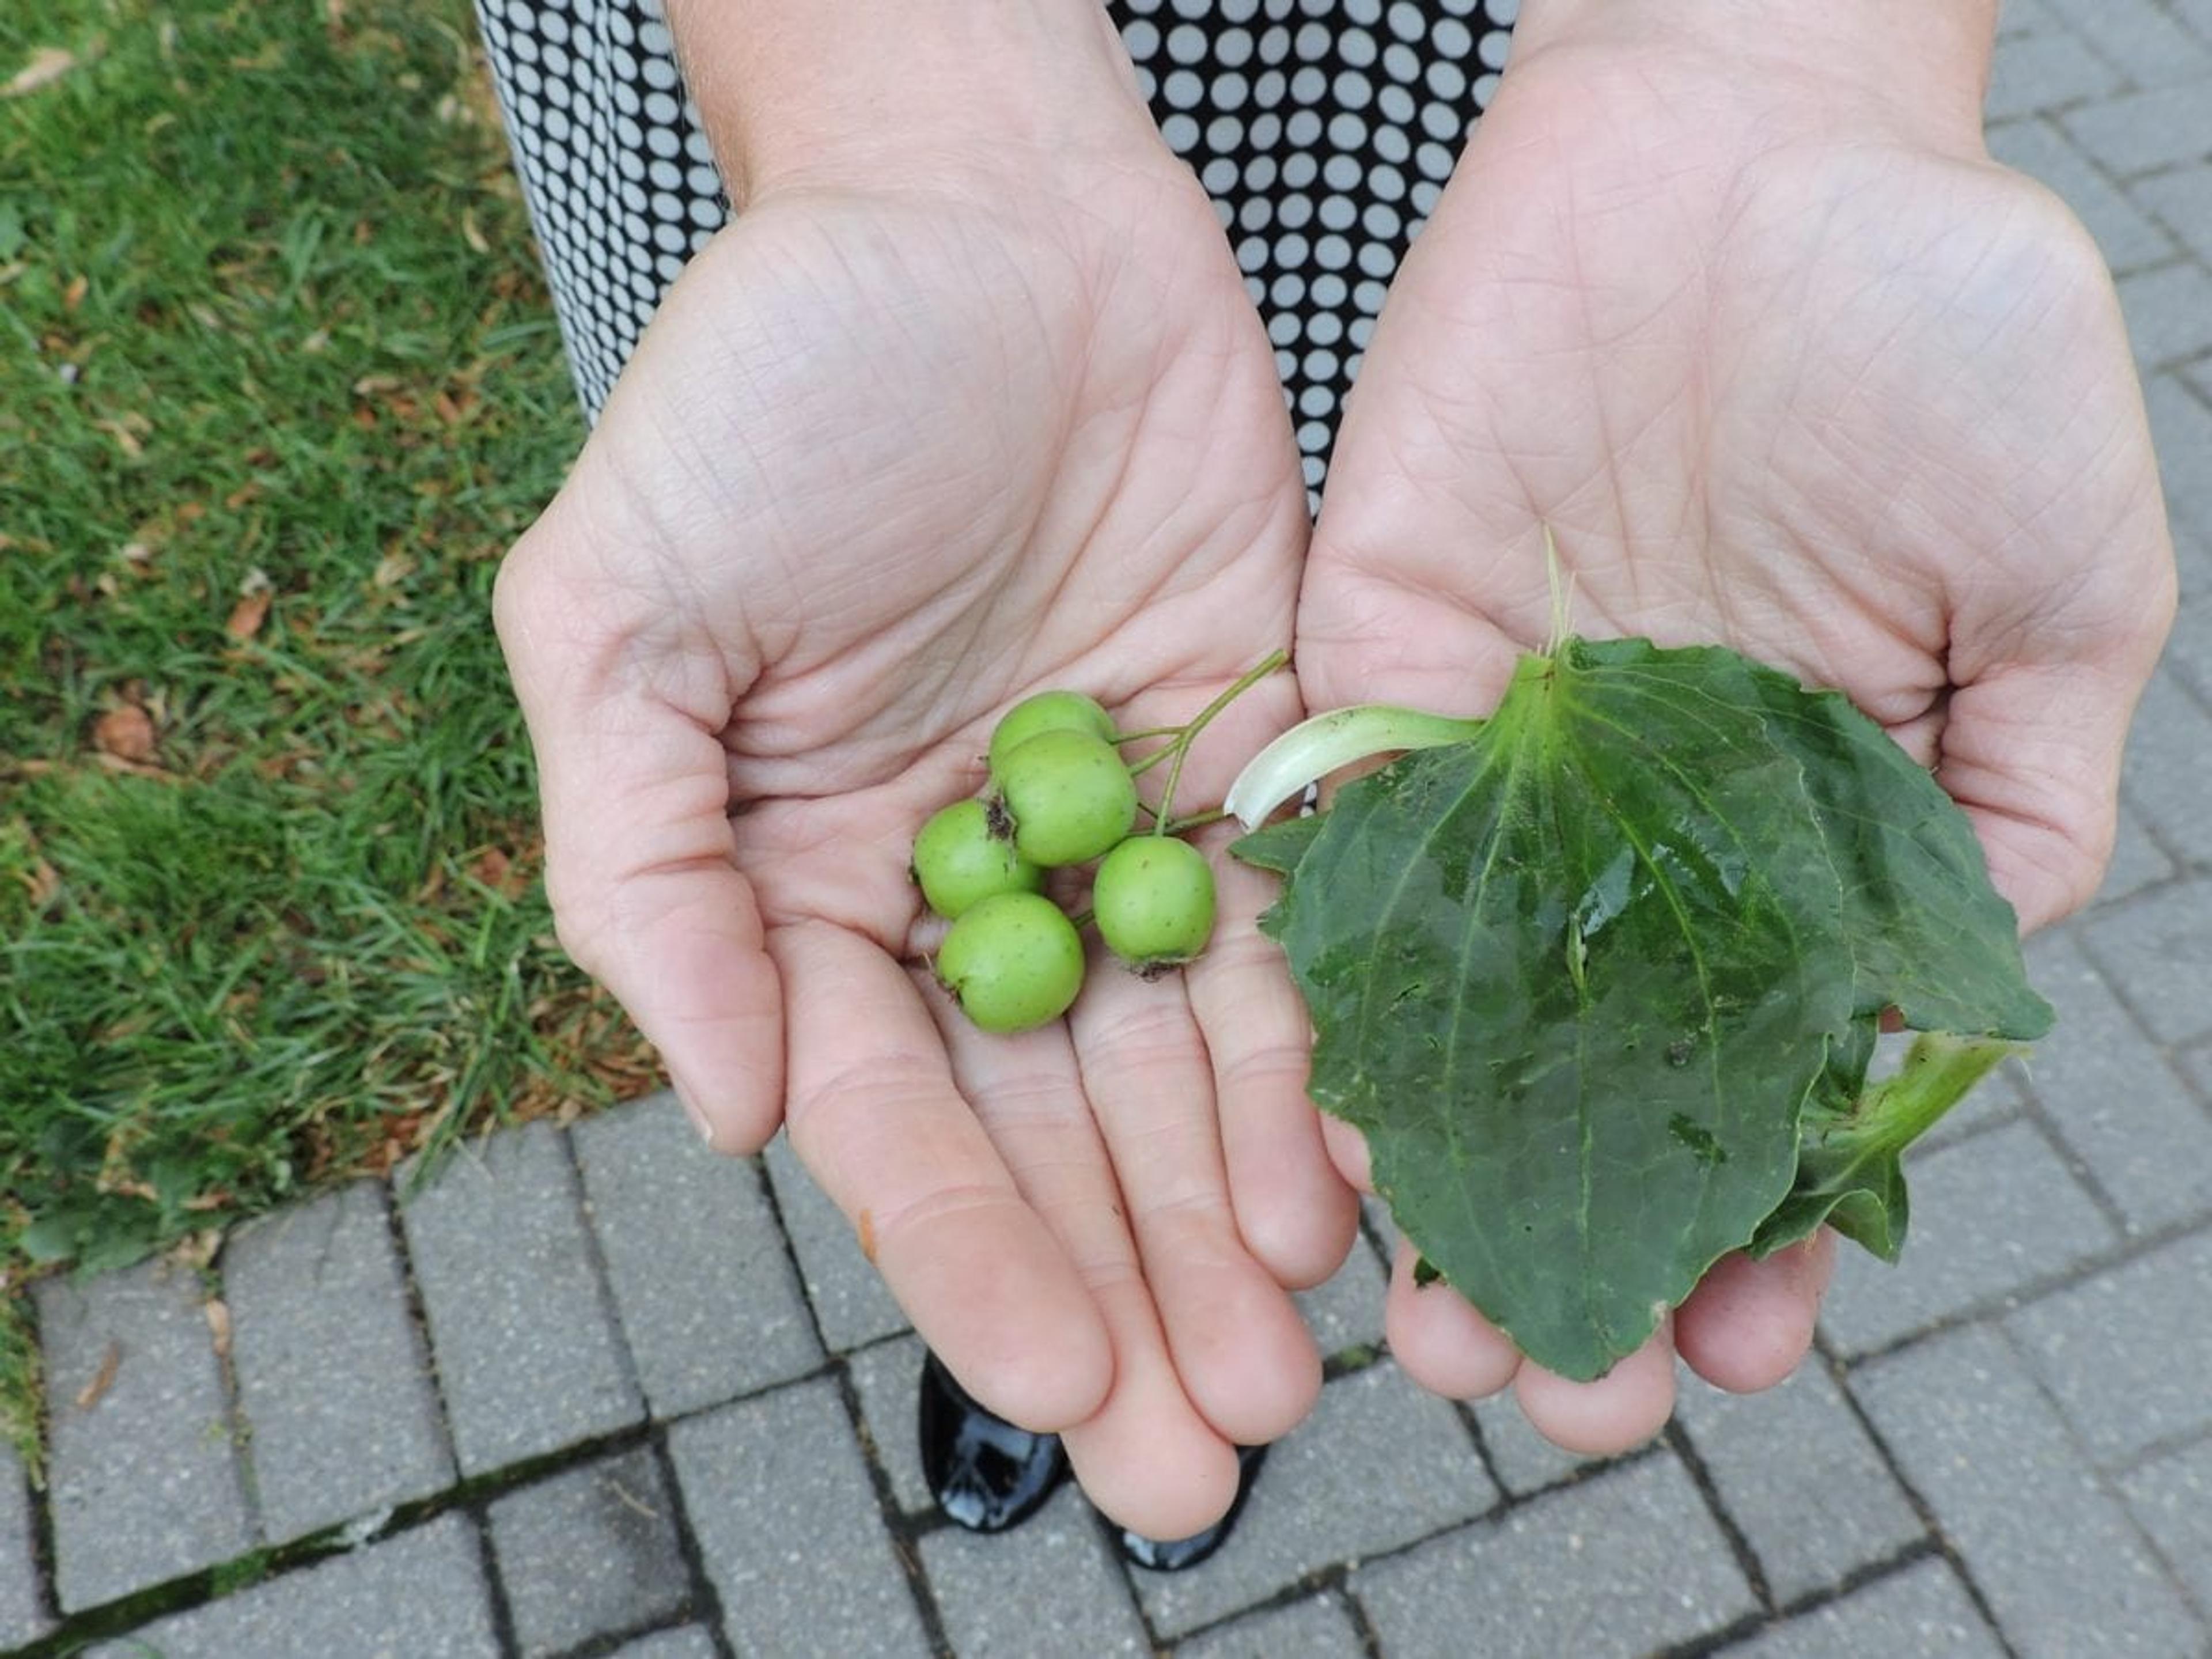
xmin=1302 ymin=43 xmax=2172 ymax=1439
xmin=497 ymin=159 xmax=1350 ymax=1535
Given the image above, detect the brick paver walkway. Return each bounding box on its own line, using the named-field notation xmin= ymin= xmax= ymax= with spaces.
xmin=8 ymin=1 xmax=2212 ymax=1653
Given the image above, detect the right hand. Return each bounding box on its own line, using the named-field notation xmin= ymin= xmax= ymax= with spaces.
xmin=491 ymin=24 xmax=1357 ymax=1537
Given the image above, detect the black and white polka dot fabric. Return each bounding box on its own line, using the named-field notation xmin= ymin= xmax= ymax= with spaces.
xmin=474 ymin=0 xmax=1517 ymax=505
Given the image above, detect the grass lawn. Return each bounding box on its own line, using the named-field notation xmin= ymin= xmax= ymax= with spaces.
xmin=1 ymin=0 xmax=661 ymax=1464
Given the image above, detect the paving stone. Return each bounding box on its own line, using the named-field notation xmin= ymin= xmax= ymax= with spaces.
xmin=666 ymin=1376 xmax=929 ymax=1657
xmin=1672 ymin=1365 xmax=1924 ymax=1604
xmin=2175 ymin=521 xmax=2212 ymax=612
xmin=397 ymin=1122 xmax=643 ymax=1475
xmin=1987 ymin=28 xmax=2126 ymax=120
xmin=2146 ymin=373 xmax=2212 ymax=543
xmin=2061 ymin=83 xmax=2212 ymax=176
xmin=0 ymin=1442 xmax=50 ymax=1650
xmin=1352 ymin=1451 xmax=1756 ymax=1658
xmin=2019 ymin=927 xmax=2212 ymax=1231
xmin=2120 ymin=670 xmax=2212 ymax=870
xmin=1815 ymin=1117 xmax=2113 ymax=1357
xmin=85 ymin=1512 xmax=499 ymax=1658
xmin=1466 ymin=1390 xmax=1609 ymax=1496
xmin=760 ymin=1131 xmax=910 ymax=1353
xmin=2069 ymin=0 xmax=2212 ymax=88
xmin=1293 ymin=1226 xmax=1388 ymax=1361
xmin=2172 ymin=0 xmax=2212 ymax=44
xmin=920 ymin=1483 xmax=1146 ymax=1657
xmin=487 ymin=1445 xmax=692 ymax=1656
xmin=224 ymin=1180 xmax=453 ymax=1543
xmin=1850 ymin=1324 xmax=2204 ymax=1657
xmin=847 ymin=1332 xmax=934 ymax=1516
xmin=2084 ymin=802 xmax=2179 ymax=910
xmin=2166 ymin=595 xmax=2212 ymax=706
xmin=1131 ymin=1359 xmax=1498 ymax=1638
xmin=854 ymin=1334 xmax=1166 ymax=1526
xmin=2121 ymin=1436 xmax=2212 ymax=1613
xmin=1998 ymin=0 xmax=2059 ymax=37
xmin=2080 ymin=881 xmax=2212 ymax=1046
xmin=607 ymin=1628 xmax=720 ymax=1659
xmin=2180 ymin=1040 xmax=2212 ymax=1101
xmin=2118 ymin=260 xmax=2212 ymax=370
xmin=1722 ymin=1558 xmax=2004 ymax=1658
xmin=1357 ymin=1194 xmax=1402 ymax=1263
xmin=2006 ymin=1228 xmax=2212 ymax=1467
xmin=36 ymin=1260 xmax=253 ymax=1612
xmin=1174 ymin=1588 xmax=1367 ymax=1658
xmin=573 ymin=1092 xmax=823 ymax=1416
xmin=2135 ymin=162 xmax=2212 ymax=266
xmin=1986 ymin=119 xmax=2178 ymax=272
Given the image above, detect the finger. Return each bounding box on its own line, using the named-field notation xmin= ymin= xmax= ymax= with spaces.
xmin=494 ymin=540 xmax=783 ymax=1154
xmin=1674 ymin=1230 xmax=1836 ymax=1395
xmin=1069 ymin=949 xmax=1322 ymax=1449
xmin=1320 ymin=1113 xmax=1373 ymax=1194
xmin=1939 ymin=656 xmax=2169 ymax=933
xmin=1183 ymin=830 xmax=1360 ymax=1290
xmin=774 ymin=921 xmax=1111 ymax=1431
xmin=940 ymin=980 xmax=1243 ymax=1540
xmin=1383 ymin=1240 xmax=1522 ymax=1401
xmin=1513 ymin=1318 xmax=1679 ymax=1457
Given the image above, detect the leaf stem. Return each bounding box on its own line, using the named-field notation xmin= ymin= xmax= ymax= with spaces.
xmin=1222 ymin=703 xmax=1482 ymax=829
xmin=1541 ymin=522 xmax=1575 ymax=658
xmin=1857 ymin=1032 xmax=2021 ymax=1153
xmin=1152 ymin=649 xmax=1289 ymax=834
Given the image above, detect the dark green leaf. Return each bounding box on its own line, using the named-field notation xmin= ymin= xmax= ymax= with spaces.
xmin=1751 ymin=1030 xmax=2017 ymax=1261
xmin=1229 ymin=814 xmax=1326 ymax=876
xmin=1738 ymin=666 xmax=2052 ymax=1039
xmin=1271 ymin=639 xmax=1860 ymax=1379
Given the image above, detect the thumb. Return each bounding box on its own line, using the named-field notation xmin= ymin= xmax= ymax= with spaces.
xmin=493 ymin=531 xmax=785 ymax=1154
xmin=1938 ymin=653 xmax=2166 ymax=935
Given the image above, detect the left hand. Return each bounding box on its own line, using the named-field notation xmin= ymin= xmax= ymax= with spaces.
xmin=1297 ymin=1 xmax=2175 ymax=1451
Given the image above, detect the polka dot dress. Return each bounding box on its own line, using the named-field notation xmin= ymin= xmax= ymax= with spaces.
xmin=474 ymin=0 xmax=1518 ymax=505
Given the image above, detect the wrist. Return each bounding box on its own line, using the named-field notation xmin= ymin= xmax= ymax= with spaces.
xmin=664 ymin=0 xmax=1145 ymax=203
xmin=1510 ymin=0 xmax=1996 ymax=154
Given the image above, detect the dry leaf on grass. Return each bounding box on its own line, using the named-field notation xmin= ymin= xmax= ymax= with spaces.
xmin=92 ymin=703 xmax=157 ymax=763
xmin=22 ymin=856 xmax=62 ymax=908
xmin=3 ymin=47 xmax=76 ymax=98
xmin=226 ymin=589 xmax=273 ymax=642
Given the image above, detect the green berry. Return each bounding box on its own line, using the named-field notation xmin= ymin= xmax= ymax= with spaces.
xmin=911 ymin=799 xmax=1043 ymax=919
xmin=935 ymin=891 xmax=1086 ymax=1033
xmin=1092 ymin=835 xmax=1217 ymax=968
xmin=994 ymin=728 xmax=1139 ymax=868
xmin=988 ymin=690 xmax=1116 ymax=778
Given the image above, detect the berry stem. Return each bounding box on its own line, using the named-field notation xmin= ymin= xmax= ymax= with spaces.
xmin=1152 ymin=650 xmax=1289 ymax=835
xmin=1221 ymin=702 xmax=1483 ymax=829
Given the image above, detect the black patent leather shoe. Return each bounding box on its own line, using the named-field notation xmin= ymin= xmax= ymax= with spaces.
xmin=917 ymin=1350 xmax=1070 ymax=1533
xmin=1117 ymin=1442 xmax=1267 ymax=1572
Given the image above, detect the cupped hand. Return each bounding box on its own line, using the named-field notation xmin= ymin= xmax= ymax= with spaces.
xmin=493 ymin=122 xmax=1357 ymax=1533
xmin=1299 ymin=20 xmax=2175 ymax=1451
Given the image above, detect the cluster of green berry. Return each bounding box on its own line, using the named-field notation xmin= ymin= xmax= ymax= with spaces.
xmin=914 ymin=661 xmax=1281 ymax=1033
